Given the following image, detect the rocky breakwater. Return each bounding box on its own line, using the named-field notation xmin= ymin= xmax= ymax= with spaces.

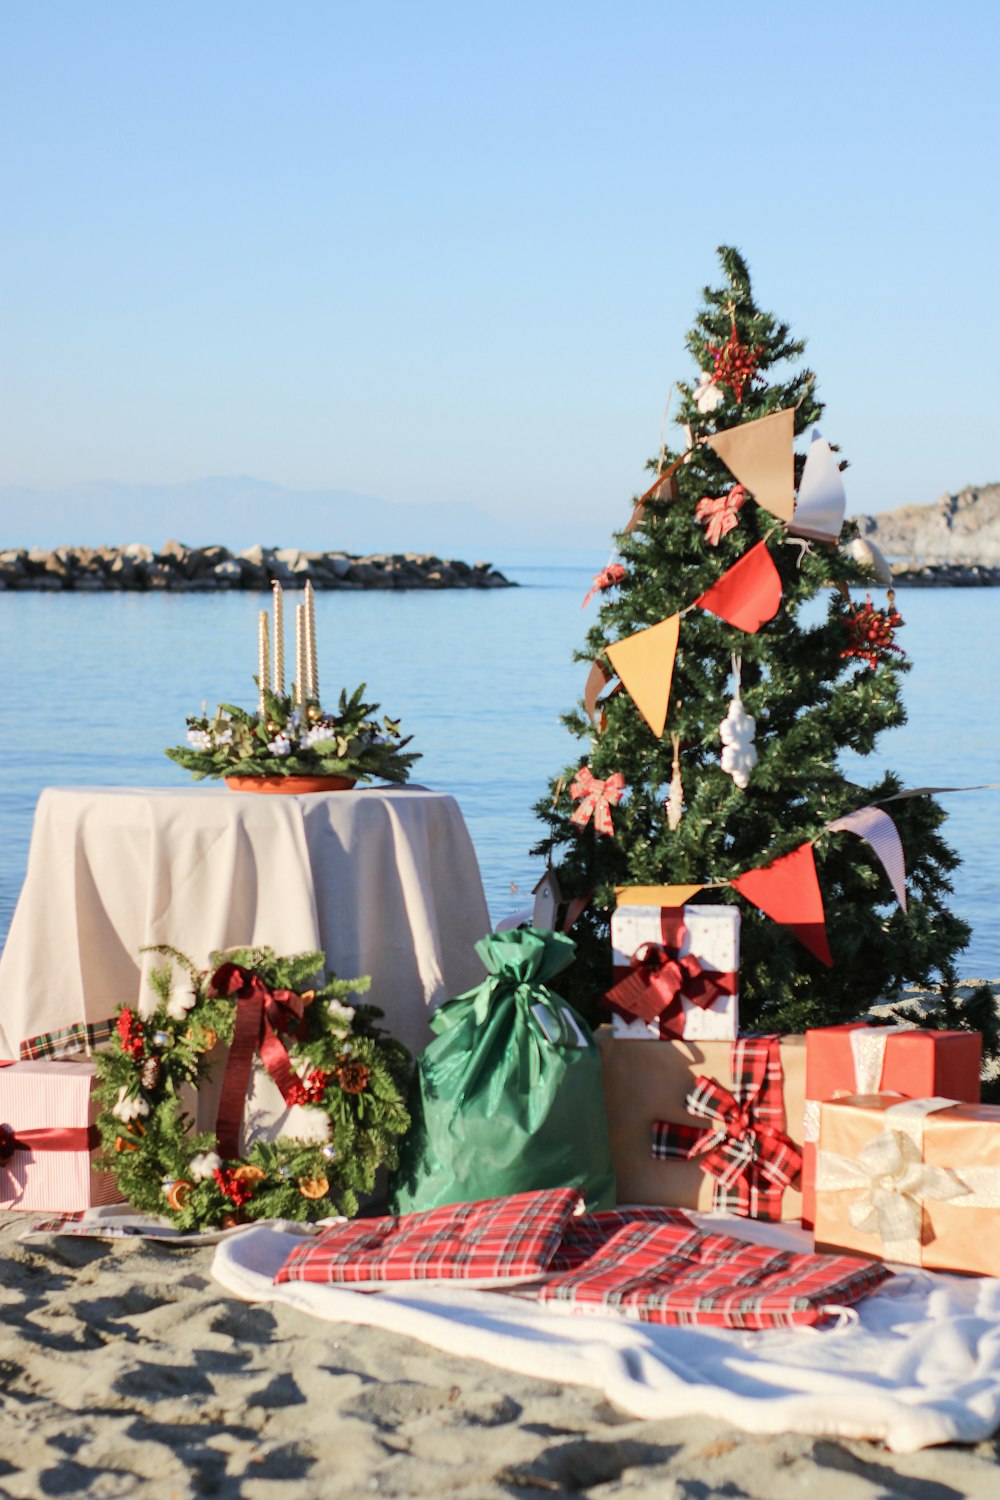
xmin=855 ymin=482 xmax=1000 ymax=585
xmin=0 ymin=542 xmax=515 ymax=592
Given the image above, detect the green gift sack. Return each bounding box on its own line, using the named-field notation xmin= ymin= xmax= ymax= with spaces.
xmin=388 ymin=927 xmax=616 ymax=1214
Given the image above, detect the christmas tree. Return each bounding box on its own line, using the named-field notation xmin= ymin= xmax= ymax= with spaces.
xmin=536 ymin=246 xmax=995 ymax=1058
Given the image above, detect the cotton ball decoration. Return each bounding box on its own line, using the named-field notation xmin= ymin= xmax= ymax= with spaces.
xmin=719 ymin=656 xmax=757 ymax=790
xmin=693 ymin=369 xmax=723 ymax=414
xmin=666 ymin=733 xmax=684 ymax=830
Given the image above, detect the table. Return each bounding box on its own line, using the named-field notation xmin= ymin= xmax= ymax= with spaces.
xmin=0 ymin=786 xmax=491 ymax=1062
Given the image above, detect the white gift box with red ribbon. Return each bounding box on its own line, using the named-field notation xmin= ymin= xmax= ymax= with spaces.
xmin=607 ymin=905 xmax=740 ymax=1041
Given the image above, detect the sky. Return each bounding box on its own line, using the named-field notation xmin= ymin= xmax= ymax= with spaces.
xmin=2 ymin=1 xmax=997 ymax=539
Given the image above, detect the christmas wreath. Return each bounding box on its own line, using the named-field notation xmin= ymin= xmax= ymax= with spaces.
xmin=94 ymin=946 xmax=412 ymax=1231
xmin=165 ymin=683 xmax=418 ymax=784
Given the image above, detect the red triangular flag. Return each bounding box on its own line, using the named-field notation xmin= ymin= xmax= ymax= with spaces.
xmin=732 ymin=843 xmax=833 ymax=965
xmin=695 ymin=540 xmax=782 ymax=633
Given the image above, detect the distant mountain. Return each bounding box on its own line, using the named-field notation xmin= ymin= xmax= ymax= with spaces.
xmin=855 ymin=484 xmax=1000 ymax=565
xmin=0 ymin=476 xmax=517 ymax=556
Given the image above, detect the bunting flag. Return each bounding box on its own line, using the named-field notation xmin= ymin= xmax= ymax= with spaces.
xmin=615 ymin=884 xmax=706 ymax=907
xmin=732 ymin=843 xmax=833 ymax=966
xmin=706 ymin=408 xmax=795 ymax=523
xmin=584 ymin=657 xmax=617 ymax=726
xmin=605 ymin=615 xmax=681 ymax=738
xmin=695 ymin=541 xmax=782 ymax=633
xmin=788 ymin=429 xmax=846 ymax=544
xmin=825 ymin=806 xmax=907 ymax=913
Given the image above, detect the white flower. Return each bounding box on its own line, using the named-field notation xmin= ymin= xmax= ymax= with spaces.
xmin=283 ymin=1105 xmax=333 ymax=1145
xmin=694 ymin=370 xmax=723 ymax=414
xmin=189 ymin=1151 xmax=222 ymax=1182
xmin=306 ymin=723 xmax=337 ymax=747
xmin=166 ymin=989 xmax=197 ymax=1022
xmin=186 ymin=728 xmax=212 ymax=750
xmin=267 ymin=734 xmax=292 ymax=756
xmin=213 ymin=727 xmax=234 ymax=747
xmin=112 ymin=1087 xmax=150 ymax=1123
xmin=327 ymin=999 xmax=355 ymax=1031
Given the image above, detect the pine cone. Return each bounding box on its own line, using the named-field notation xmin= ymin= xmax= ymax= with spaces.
xmin=140 ymin=1057 xmax=162 ymax=1090
xmin=335 ymin=1060 xmax=371 ymax=1095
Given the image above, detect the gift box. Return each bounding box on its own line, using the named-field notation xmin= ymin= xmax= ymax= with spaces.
xmin=813 ymin=1093 xmax=1000 ymax=1275
xmin=0 ymin=1060 xmax=121 ymax=1212
xmin=801 ymin=1025 xmax=981 ymax=1227
xmin=606 ymin=904 xmax=740 ymax=1041
xmin=597 ymin=1029 xmax=805 ymax=1221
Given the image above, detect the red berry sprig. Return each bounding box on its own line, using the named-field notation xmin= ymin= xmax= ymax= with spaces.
xmin=840 ymin=594 xmax=905 ymax=669
xmin=286 ymin=1069 xmax=332 ymax=1106
xmin=116 ymin=1008 xmax=145 ymax=1058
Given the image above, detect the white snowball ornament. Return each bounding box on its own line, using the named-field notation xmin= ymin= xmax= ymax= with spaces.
xmin=694 ymin=369 xmax=723 ymax=414
xmin=719 ymin=656 xmax=757 ymax=791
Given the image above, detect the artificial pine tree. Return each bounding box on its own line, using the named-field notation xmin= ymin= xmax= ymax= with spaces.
xmin=537 ymin=247 xmax=993 ymax=1060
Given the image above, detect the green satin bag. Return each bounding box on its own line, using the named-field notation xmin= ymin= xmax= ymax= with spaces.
xmin=388 ymin=927 xmax=616 ymax=1214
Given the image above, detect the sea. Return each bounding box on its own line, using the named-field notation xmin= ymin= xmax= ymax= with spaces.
xmin=1 ymin=550 xmax=998 ymax=977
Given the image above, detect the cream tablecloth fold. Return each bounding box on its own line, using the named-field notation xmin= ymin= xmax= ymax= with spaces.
xmin=0 ymin=786 xmax=490 ymax=1060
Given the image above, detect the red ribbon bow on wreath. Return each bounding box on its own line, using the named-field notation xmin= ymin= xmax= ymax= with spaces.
xmin=651 ymin=1037 xmax=801 ymax=1221
xmin=694 ymin=485 xmax=749 ymax=546
xmin=604 ymin=942 xmax=737 ymax=1032
xmin=569 ymin=767 xmax=625 ymax=837
xmin=582 ymin=562 xmax=627 ymax=609
xmin=210 ymin=962 xmax=310 ymax=1161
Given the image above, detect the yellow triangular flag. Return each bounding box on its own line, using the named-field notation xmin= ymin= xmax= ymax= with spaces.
xmin=615 ymin=884 xmax=705 ymax=907
xmin=605 ymin=614 xmax=680 ymax=738
xmin=706 ymin=407 xmax=795 ymax=522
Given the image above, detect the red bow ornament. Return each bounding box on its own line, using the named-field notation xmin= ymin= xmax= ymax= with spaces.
xmin=209 ymin=962 xmax=309 ymax=1160
xmin=582 ymin=562 xmax=627 ymax=609
xmin=694 ymin=485 xmax=748 ymax=546
xmin=651 ymin=1037 xmax=801 ymax=1221
xmin=605 ymin=941 xmax=736 ymax=1032
xmin=569 ymin=767 xmax=625 ymax=837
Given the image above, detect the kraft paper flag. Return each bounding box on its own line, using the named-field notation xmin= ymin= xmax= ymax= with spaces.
xmin=788 ymin=429 xmax=846 ymax=544
xmin=733 ymin=843 xmax=833 ymax=966
xmin=615 ymin=884 xmax=706 ymax=907
xmin=695 ymin=541 xmax=782 ymax=633
xmin=826 ymin=806 xmax=908 ymax=913
xmin=584 ymin=658 xmax=615 ymax=725
xmin=707 ymin=408 xmax=795 ymax=523
xmin=606 ymin=614 xmax=681 ymax=738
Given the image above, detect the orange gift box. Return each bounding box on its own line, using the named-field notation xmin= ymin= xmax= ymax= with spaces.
xmin=801 ymin=1025 xmax=981 ymax=1228
xmin=597 ymin=1029 xmax=805 ymax=1221
xmin=813 ymin=1093 xmax=1000 ymax=1275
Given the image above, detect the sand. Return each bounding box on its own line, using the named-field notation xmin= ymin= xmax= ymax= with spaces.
xmin=0 ymin=1217 xmax=996 ymax=1499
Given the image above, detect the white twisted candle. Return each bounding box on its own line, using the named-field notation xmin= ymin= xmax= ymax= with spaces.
xmin=295 ymin=604 xmax=306 ymax=707
xmin=257 ymin=610 xmax=270 ymax=715
xmin=304 ymin=579 xmax=318 ymax=704
xmin=271 ymin=581 xmax=285 ymax=696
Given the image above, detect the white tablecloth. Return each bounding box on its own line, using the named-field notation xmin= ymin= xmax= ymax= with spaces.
xmin=0 ymin=786 xmax=490 ymax=1060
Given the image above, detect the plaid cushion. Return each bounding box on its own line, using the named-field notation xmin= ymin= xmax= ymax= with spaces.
xmin=274 ymin=1187 xmax=585 ymax=1288
xmin=548 ymin=1207 xmax=694 ymax=1272
xmin=539 ymin=1222 xmax=891 ymax=1329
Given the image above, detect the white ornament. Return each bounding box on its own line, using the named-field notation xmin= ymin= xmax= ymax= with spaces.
xmin=186 ymin=728 xmax=212 ymax=750
xmin=189 ymin=1151 xmax=222 ymax=1182
xmin=666 ymin=733 xmax=684 ymax=831
xmin=166 ymin=988 xmax=197 ymax=1023
xmin=267 ymin=733 xmax=293 ymax=756
xmin=719 ymin=656 xmax=757 ymax=791
xmin=112 ymin=1087 xmax=150 ymax=1123
xmin=327 ymin=999 xmax=355 ymax=1031
xmin=694 ymin=370 xmax=723 ymax=414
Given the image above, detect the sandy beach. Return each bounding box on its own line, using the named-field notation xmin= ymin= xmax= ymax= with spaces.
xmin=0 ymin=1216 xmax=996 ymax=1499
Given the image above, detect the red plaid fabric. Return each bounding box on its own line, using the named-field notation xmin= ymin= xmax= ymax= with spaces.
xmin=540 ymin=1222 xmax=891 ymax=1329
xmin=274 ymin=1188 xmax=585 ymax=1288
xmin=548 ymin=1207 xmax=693 ymax=1273
xmin=651 ymin=1036 xmax=802 ymax=1221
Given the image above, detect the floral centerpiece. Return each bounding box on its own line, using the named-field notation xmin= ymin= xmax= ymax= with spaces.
xmin=94 ymin=945 xmax=412 ymax=1231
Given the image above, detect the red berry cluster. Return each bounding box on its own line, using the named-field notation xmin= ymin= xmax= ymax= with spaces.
xmin=840 ymin=594 xmax=905 ymax=668
xmin=286 ymin=1069 xmax=332 ymax=1106
xmin=213 ymin=1167 xmax=256 ymax=1207
xmin=116 ymin=1008 xmax=145 ymax=1058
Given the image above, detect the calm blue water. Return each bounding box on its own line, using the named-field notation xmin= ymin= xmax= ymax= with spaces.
xmin=1 ymin=552 xmax=998 ymax=976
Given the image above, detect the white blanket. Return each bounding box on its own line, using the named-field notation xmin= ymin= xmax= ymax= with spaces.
xmin=212 ymin=1216 xmax=1000 ymax=1454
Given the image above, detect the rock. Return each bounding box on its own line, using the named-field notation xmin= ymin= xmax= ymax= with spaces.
xmin=855 ymin=483 xmax=1000 ymax=567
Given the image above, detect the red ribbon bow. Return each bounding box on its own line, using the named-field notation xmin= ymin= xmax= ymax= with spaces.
xmin=210 ymin=963 xmax=309 ymax=1161
xmin=582 ymin=562 xmax=627 ymax=609
xmin=569 ymin=767 xmax=625 ymax=837
xmin=694 ymin=485 xmax=748 ymax=545
xmin=604 ymin=941 xmax=736 ymax=1031
xmin=652 ymin=1037 xmax=801 ymax=1221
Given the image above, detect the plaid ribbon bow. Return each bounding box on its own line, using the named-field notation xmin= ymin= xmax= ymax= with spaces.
xmin=605 ymin=941 xmax=736 ymax=1029
xmin=695 ymin=485 xmax=748 ymax=545
xmin=569 ymin=767 xmax=625 ymax=837
xmin=582 ymin=562 xmax=627 ymax=609
xmin=652 ymin=1036 xmax=802 ymax=1221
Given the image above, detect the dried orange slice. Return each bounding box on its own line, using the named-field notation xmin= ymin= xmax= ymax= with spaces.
xmin=167 ymin=1179 xmax=192 ymax=1210
xmin=297 ymin=1175 xmax=329 ymax=1200
xmin=232 ymin=1164 xmax=266 ymax=1186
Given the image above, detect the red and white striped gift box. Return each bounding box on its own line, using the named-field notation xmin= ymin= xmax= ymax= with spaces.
xmin=0 ymin=1060 xmax=121 ymax=1212
xmin=607 ymin=904 xmax=740 ymax=1040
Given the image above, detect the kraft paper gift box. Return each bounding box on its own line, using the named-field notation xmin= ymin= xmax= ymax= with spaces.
xmin=801 ymin=1025 xmax=982 ymax=1228
xmin=597 ymin=1029 xmax=805 ymax=1221
xmin=813 ymin=1093 xmax=1000 ymax=1275
xmin=0 ymin=1059 xmax=121 ymax=1212
xmin=607 ymin=904 xmax=740 ymax=1041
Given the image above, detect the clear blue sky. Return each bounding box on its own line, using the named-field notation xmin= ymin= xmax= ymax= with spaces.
xmin=2 ymin=1 xmax=997 ymax=537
